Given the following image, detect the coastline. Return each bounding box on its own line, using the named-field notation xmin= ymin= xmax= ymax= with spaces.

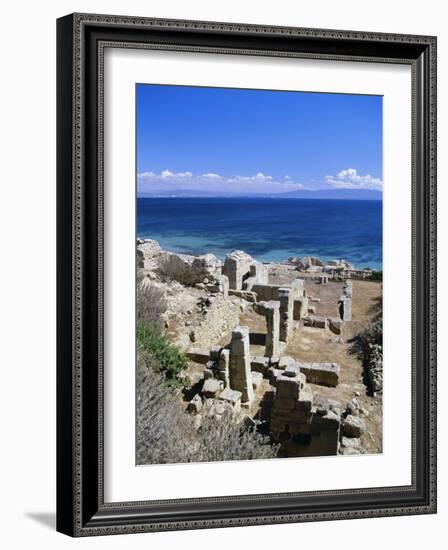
xmin=137 ymin=236 xmax=382 ymax=274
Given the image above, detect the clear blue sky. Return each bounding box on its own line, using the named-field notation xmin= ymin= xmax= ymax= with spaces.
xmin=136 ymin=84 xmax=382 ymax=196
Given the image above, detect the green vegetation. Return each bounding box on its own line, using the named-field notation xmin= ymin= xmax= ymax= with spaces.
xmin=137 ymin=323 xmax=188 ymax=388
xmin=370 ymin=270 xmax=383 ymax=282
xmin=136 ymin=268 xmax=188 ymax=387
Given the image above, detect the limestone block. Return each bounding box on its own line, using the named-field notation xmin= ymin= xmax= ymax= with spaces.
xmin=342 ymin=415 xmax=366 ymax=438
xmin=251 ymin=371 xmax=263 ymax=390
xmin=290 ymin=408 xmax=313 ymax=425
xmin=250 ymin=261 xmax=268 ymax=284
xmin=228 ymin=289 xmax=258 ymax=302
xmin=339 ymin=296 xmax=352 ymax=321
xmin=327 ymin=399 xmax=342 ymax=412
xmin=328 ymin=317 xmax=343 ymax=334
xmin=221 ymin=274 xmax=230 ymax=298
xmin=160 ymin=251 xmax=221 ymax=285
xmin=278 ymin=356 xmax=296 ymax=370
xmin=201 ymin=378 xmax=224 ymax=398
xmin=346 ymin=398 xmax=360 ymax=416
xmin=187 ymin=394 xmax=203 ymax=414
xmin=278 ymin=288 xmax=293 ymax=342
xmin=276 ymin=375 xmax=301 ymax=399
xmin=290 ymin=278 xmax=304 ymax=299
xmin=203 ymin=368 xmax=214 ymax=379
xmin=298 ymin=362 xmax=340 ymax=387
xmin=264 ymin=301 xmax=280 ymax=358
xmin=340 ymin=447 xmax=361 ymax=455
xmin=251 ymin=283 xmax=281 ymax=301
xmin=295 ymin=389 xmax=313 ymax=412
xmin=250 ymin=356 xmax=270 ymax=375
xmin=186 ymin=348 xmax=210 ymax=364
xmin=242 ymin=276 xmax=257 ymax=291
xmin=223 ymin=250 xmax=254 ymax=290
xmin=313 ymin=316 xmax=327 ymax=329
xmin=229 ymin=325 xmax=254 ymax=402
xmin=209 ymin=346 xmax=222 ymax=362
xmin=218 ymin=387 xmax=242 ymax=411
xmin=218 ymin=349 xmax=230 ymax=387
xmin=267 ymin=367 xmax=281 ymax=385
xmin=272 ymin=397 xmax=297 ymax=411
xmin=284 ymin=364 xmax=301 ymax=377
xmin=313 ymin=410 xmax=341 ymax=430
xmin=340 ymin=436 xmax=361 ymax=449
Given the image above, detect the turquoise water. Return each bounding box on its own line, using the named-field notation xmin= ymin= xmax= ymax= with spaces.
xmin=137 ymin=197 xmax=382 ymax=270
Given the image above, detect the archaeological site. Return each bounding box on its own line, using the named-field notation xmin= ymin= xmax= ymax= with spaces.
xmin=136 ymin=239 xmax=383 ymax=464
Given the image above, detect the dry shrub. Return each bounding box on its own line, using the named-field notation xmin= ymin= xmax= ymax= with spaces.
xmin=196 ymin=410 xmax=279 ymax=462
xmin=136 ymin=352 xmax=196 ymax=465
xmin=136 ymin=352 xmax=279 ymax=465
xmin=136 ymin=270 xmax=167 ymax=330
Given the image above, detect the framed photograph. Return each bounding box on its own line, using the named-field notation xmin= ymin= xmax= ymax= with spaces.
xmin=57 ymin=13 xmax=437 ymax=536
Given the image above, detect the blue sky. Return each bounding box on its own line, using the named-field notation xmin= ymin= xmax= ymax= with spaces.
xmin=136 ymin=84 xmax=382 ymax=197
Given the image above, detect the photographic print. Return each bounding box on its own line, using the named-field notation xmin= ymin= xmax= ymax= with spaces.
xmin=136 ymin=84 xmax=383 ymax=465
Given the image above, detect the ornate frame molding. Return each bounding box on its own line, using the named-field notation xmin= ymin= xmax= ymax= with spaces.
xmin=57 ymin=13 xmax=437 ymax=537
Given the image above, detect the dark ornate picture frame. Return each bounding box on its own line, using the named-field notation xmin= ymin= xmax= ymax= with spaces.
xmin=56 ymin=13 xmax=437 ymax=537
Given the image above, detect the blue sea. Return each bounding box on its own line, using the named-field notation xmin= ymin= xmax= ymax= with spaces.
xmin=137 ymin=198 xmax=382 ymax=271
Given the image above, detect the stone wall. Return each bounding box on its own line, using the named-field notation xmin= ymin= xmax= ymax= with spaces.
xmin=175 ymin=295 xmax=240 ymax=350
xmin=269 ymin=364 xmax=341 ymax=457
xmin=159 ymin=251 xmax=222 ymax=286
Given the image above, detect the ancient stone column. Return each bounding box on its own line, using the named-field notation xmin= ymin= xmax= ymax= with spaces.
xmin=343 ymin=280 xmax=353 ymax=298
xmin=339 ymin=296 xmax=352 ymax=321
xmin=229 ymin=326 xmax=254 ymax=403
xmin=218 ymin=349 xmax=230 ymax=388
xmin=278 ymin=288 xmax=293 ymax=342
xmin=291 ymin=278 xmax=304 ymax=299
xmin=219 ymin=274 xmax=229 ymax=299
xmin=264 ymin=301 xmax=280 ymax=358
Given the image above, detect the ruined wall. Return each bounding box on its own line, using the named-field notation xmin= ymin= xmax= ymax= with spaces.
xmin=173 ymin=296 xmax=240 ymax=351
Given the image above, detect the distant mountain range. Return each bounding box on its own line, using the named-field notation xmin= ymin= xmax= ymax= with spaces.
xmin=276 ymin=188 xmax=382 ymax=200
xmin=138 ymin=188 xmax=383 ymax=200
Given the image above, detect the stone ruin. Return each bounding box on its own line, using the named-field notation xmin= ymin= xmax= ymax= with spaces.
xmin=229 ymin=326 xmax=254 ymax=403
xmin=270 ymin=366 xmax=341 ymax=457
xmin=254 ymin=301 xmax=280 ymax=357
xmin=139 ymin=240 xmax=367 ymax=456
xmin=222 ymin=250 xmax=268 ymax=291
xmin=339 ymin=280 xmax=353 ymax=321
xmin=186 ymin=326 xmax=367 ymax=456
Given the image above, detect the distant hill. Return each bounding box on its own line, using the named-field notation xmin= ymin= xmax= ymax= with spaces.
xmin=138 ymin=188 xmax=382 ymax=200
